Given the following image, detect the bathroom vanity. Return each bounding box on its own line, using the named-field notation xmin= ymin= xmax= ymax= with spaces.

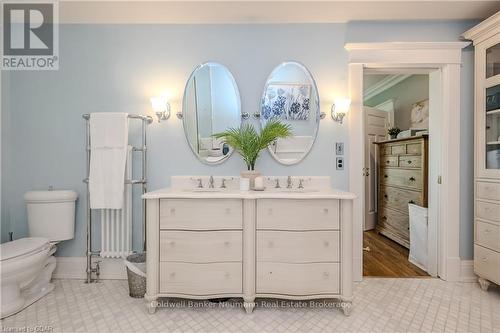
xmin=143 ymin=176 xmax=355 ymax=315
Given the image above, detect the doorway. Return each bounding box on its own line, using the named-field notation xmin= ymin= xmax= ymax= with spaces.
xmin=362 ymin=72 xmax=433 ymax=278
xmin=346 ymin=42 xmax=470 ymax=282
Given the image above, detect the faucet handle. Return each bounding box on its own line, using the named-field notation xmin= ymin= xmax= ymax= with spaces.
xmin=274 ymin=178 xmax=281 ymax=188
xmin=220 ymin=177 xmax=234 ymax=189
xmin=298 ymin=179 xmax=304 ymax=189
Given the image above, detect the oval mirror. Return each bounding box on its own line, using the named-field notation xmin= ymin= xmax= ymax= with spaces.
xmin=182 ymin=62 xmax=241 ymax=164
xmin=260 ymin=62 xmax=320 ymax=165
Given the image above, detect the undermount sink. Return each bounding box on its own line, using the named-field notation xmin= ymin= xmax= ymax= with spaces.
xmin=184 ymin=188 xmax=226 ymax=192
xmin=268 ymin=188 xmax=318 ymax=193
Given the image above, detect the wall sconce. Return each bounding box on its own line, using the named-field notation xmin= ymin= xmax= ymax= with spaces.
xmin=150 ymin=96 xmax=171 ymax=122
xmin=331 ymin=98 xmax=351 ymax=124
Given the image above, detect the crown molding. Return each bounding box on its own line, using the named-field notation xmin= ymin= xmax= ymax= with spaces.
xmin=364 ymin=74 xmax=410 ymax=101
xmin=462 ymin=10 xmax=500 ymax=44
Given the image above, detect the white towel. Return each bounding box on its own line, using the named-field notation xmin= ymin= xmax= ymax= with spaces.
xmin=89 ymin=113 xmax=129 ymax=209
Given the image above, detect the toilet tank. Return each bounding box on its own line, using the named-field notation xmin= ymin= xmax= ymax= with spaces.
xmin=24 ymin=190 xmax=78 ymax=242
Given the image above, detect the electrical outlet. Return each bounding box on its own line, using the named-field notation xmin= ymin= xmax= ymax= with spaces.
xmin=336 ymin=157 xmax=344 ymax=170
xmin=335 ymin=142 xmax=344 ymax=155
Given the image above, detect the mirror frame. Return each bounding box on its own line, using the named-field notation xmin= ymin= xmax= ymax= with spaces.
xmin=181 ymin=62 xmax=242 ymax=165
xmin=259 ymin=61 xmax=321 ymax=166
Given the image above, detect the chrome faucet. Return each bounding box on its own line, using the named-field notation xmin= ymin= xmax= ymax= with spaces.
xmin=209 ymin=175 xmax=215 ymax=189
xmin=298 ymin=179 xmax=304 ymax=189
xmin=286 ymin=176 xmax=293 ymax=189
xmin=196 ymin=178 xmax=203 ymax=188
xmin=274 ymin=178 xmax=281 ymax=188
xmin=220 ymin=178 xmax=227 ymax=188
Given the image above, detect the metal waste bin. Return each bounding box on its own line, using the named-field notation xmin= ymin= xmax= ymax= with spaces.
xmin=125 ymin=253 xmax=146 ymax=298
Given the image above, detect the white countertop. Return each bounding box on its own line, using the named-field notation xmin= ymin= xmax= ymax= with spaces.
xmin=142 ymin=187 xmax=356 ymax=200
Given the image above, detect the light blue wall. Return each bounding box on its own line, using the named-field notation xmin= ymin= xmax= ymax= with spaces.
xmin=1 ymin=21 xmax=477 ymax=259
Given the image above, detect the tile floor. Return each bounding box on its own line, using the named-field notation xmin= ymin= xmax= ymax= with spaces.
xmin=1 ymin=278 xmax=499 ymax=333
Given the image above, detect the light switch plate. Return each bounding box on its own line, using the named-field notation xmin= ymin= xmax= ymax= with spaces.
xmin=336 ymin=157 xmax=344 ymax=170
xmin=335 ymin=142 xmax=344 ymax=155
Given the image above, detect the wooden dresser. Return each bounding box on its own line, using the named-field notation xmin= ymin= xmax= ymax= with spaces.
xmin=374 ymin=135 xmax=429 ymax=248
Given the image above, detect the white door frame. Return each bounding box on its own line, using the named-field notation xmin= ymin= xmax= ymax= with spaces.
xmin=346 ymin=42 xmax=470 ymax=282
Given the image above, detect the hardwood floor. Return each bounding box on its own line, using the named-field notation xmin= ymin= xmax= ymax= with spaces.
xmin=363 ymin=230 xmax=429 ymax=277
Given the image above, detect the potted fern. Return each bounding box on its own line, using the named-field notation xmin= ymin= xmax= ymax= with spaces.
xmin=388 ymin=127 xmax=402 ymax=139
xmin=213 ymin=120 xmax=292 ymax=187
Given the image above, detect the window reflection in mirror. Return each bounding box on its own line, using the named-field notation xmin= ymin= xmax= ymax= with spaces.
xmin=260 ymin=62 xmax=320 ymax=165
xmin=182 ymin=62 xmax=241 ymax=164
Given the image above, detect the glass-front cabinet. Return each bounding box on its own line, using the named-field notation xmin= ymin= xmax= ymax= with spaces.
xmin=478 ymin=33 xmax=500 ymax=178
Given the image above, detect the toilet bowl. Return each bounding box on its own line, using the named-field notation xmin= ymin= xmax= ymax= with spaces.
xmin=0 ymin=190 xmax=77 ymax=319
xmin=0 ymin=237 xmax=56 ymax=318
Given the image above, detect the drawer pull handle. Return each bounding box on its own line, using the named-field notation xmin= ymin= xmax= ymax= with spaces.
xmin=323 ymin=208 xmax=329 ymax=214
xmin=268 ymin=208 xmax=273 ymax=215
xmin=323 ymin=272 xmax=330 ymax=278
xmin=224 ymin=272 xmax=230 ymax=279
xmin=382 ymin=216 xmax=387 ymax=220
xmin=409 ymin=177 xmax=416 ymax=181
xmin=384 ymin=175 xmax=388 ymax=178
xmin=386 ymin=160 xmax=390 ymax=164
xmin=384 ymin=194 xmax=388 ymax=198
xmin=225 ymin=208 xmax=231 ymax=214
xmin=324 ymin=241 xmax=330 ymax=247
xmin=482 ymin=257 xmax=488 ymax=262
xmin=170 ymin=208 xmax=176 ymax=214
xmin=224 ymin=241 xmax=230 ymax=247
xmin=268 ymin=241 xmax=274 ymax=248
xmin=407 ymin=160 xmax=412 ymax=164
xmin=169 ymin=241 xmax=175 ymax=247
xmin=170 ymin=272 xmax=176 ymax=278
xmin=484 ymin=229 xmax=490 ymax=233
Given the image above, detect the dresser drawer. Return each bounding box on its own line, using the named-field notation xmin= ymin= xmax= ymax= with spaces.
xmin=474 ymin=245 xmax=500 ymax=285
xmin=382 ymin=156 xmax=398 ymax=167
xmin=378 ymin=206 xmax=409 ymax=235
xmin=380 ymin=168 xmax=422 ymax=190
xmin=379 ymin=186 xmax=422 ymax=213
xmin=476 ymin=220 xmax=500 ymax=252
xmin=160 ymin=262 xmax=242 ymax=295
xmin=257 ymin=231 xmax=339 ymax=263
xmin=399 ymin=155 xmax=422 ymax=168
xmin=406 ymin=142 xmax=422 ymax=155
xmin=477 ymin=182 xmax=500 ymax=201
xmin=160 ymin=199 xmax=242 ymax=230
xmin=257 ymin=262 xmax=340 ymax=295
xmin=476 ymin=200 xmax=500 ymax=223
xmin=257 ymin=199 xmax=339 ymax=230
xmin=391 ymin=144 xmax=406 ymax=155
xmin=160 ymin=231 xmax=242 ymax=263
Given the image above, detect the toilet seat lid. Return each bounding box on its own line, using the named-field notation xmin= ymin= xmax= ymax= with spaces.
xmin=0 ymin=237 xmax=50 ymax=261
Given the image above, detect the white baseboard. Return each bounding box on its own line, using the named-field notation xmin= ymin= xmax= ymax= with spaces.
xmin=53 ymin=257 xmax=127 ymax=280
xmin=460 ymin=260 xmax=477 ymax=283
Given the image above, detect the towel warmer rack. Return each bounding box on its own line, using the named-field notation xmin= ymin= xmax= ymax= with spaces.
xmin=82 ymin=113 xmax=153 ymax=283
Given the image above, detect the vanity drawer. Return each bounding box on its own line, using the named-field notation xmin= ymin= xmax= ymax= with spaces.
xmin=474 ymin=245 xmax=500 ymax=285
xmin=160 ymin=231 xmax=242 ymax=263
xmin=476 ymin=181 xmax=500 ymax=201
xmin=160 ymin=199 xmax=242 ymax=230
xmin=475 ymin=220 xmax=500 ymax=252
xmin=380 ymin=168 xmax=422 ymax=190
xmin=382 ymin=156 xmax=399 ymax=167
xmin=476 ymin=200 xmax=500 ymax=223
xmin=399 ymin=155 xmax=422 ymax=168
xmin=379 ymin=186 xmax=422 ymax=213
xmin=160 ymin=262 xmax=242 ymax=295
xmin=257 ymin=231 xmax=339 ymax=263
xmin=257 ymin=262 xmax=340 ymax=295
xmin=257 ymin=199 xmax=339 ymax=230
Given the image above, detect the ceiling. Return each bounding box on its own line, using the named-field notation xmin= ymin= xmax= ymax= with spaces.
xmin=58 ymin=1 xmax=500 ymax=24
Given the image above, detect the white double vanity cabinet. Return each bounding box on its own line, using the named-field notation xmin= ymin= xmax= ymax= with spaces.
xmin=143 ymin=177 xmax=355 ymax=315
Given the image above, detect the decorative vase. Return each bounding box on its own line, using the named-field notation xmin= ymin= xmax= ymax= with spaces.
xmin=240 ymin=170 xmax=261 ymax=189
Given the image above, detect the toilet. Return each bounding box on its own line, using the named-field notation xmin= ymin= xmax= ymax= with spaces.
xmin=0 ymin=190 xmax=78 ymax=319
